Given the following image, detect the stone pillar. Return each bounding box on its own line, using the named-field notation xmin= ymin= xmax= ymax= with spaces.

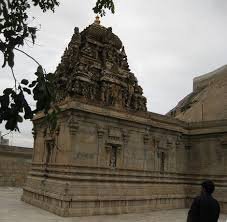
xmin=68 ymin=115 xmax=79 ymax=164
xmin=153 ymin=137 xmax=160 ymax=172
xmin=122 ymin=130 xmax=129 ymax=167
xmin=97 ymin=127 xmax=105 ymax=166
xmin=143 ymin=132 xmax=149 ymax=170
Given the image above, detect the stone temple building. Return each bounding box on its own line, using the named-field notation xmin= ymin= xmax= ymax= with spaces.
xmin=22 ymin=17 xmax=227 ymax=216
xmin=168 ymin=65 xmax=227 ymax=122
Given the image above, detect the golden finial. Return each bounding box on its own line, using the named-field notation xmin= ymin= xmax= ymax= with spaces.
xmin=94 ymin=15 xmax=101 ymax=25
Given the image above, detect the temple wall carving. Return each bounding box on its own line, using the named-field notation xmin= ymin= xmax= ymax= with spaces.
xmin=21 ymin=102 xmax=227 ymax=216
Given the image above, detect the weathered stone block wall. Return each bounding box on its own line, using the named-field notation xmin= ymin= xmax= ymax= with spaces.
xmin=22 ymin=102 xmax=227 ymax=216
xmin=169 ymin=67 xmax=227 ymax=122
xmin=176 ymin=121 xmax=227 ymax=212
xmin=185 ymin=121 xmax=227 ymax=175
xmin=0 ymin=145 xmax=32 ymax=187
xmin=22 ymin=103 xmax=189 ymax=216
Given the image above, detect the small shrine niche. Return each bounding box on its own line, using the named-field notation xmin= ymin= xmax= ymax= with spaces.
xmin=44 ymin=139 xmax=54 ymax=164
xmin=109 ymin=145 xmax=118 ymax=168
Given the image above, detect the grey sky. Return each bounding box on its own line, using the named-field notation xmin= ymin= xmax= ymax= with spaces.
xmin=1 ymin=0 xmax=227 ymax=147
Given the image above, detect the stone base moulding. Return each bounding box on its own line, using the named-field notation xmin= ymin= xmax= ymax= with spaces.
xmin=22 ymin=189 xmax=187 ymax=217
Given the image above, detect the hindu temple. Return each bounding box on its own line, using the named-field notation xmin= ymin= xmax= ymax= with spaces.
xmin=21 ymin=17 xmax=227 ymax=216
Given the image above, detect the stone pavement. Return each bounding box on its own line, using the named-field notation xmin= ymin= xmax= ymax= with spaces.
xmin=0 ymin=187 xmax=227 ymax=222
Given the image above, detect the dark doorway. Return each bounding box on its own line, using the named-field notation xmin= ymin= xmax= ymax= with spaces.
xmin=45 ymin=140 xmax=54 ymax=164
xmin=160 ymin=151 xmax=165 ymax=173
xmin=109 ymin=146 xmax=117 ymax=168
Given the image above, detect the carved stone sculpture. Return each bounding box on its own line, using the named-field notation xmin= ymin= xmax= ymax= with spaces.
xmin=54 ymin=18 xmax=147 ymax=112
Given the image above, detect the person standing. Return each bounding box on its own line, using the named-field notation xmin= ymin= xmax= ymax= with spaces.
xmin=187 ymin=180 xmax=220 ymax=222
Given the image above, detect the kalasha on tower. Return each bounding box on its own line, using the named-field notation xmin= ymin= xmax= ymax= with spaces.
xmin=54 ymin=16 xmax=147 ymax=112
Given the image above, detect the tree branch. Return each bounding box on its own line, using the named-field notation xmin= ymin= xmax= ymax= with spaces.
xmin=10 ymin=68 xmax=17 ymax=90
xmin=15 ymin=48 xmax=41 ymax=66
xmin=1 ymin=131 xmax=12 ymax=137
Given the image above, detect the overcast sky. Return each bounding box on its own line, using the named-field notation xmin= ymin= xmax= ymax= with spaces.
xmin=1 ymin=0 xmax=227 ymax=147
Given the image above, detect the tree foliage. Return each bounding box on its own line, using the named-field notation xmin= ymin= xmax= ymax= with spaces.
xmin=0 ymin=0 xmax=59 ymax=131
xmin=93 ymin=0 xmax=115 ymax=16
xmin=0 ymin=0 xmax=115 ymax=132
xmin=0 ymin=0 xmax=59 ymax=68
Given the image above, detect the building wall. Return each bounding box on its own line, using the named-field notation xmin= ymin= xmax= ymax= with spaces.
xmin=168 ymin=65 xmax=227 ymax=122
xmin=0 ymin=103 xmax=225 ymax=215
xmin=0 ymin=108 xmax=225 ymax=215
xmin=21 ymin=101 xmax=227 ymax=216
xmin=0 ymin=145 xmax=32 ymax=187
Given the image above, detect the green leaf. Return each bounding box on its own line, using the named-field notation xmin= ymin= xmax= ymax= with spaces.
xmin=8 ymin=50 xmax=15 ymax=68
xmin=5 ymin=118 xmax=18 ymax=131
xmin=21 ymin=79 xmax=29 ymax=85
xmin=0 ymin=0 xmax=60 ymax=131
xmin=1 ymin=94 xmax=10 ymax=109
xmin=35 ymin=65 xmax=44 ymax=76
xmin=3 ymin=88 xmax=13 ymax=95
xmin=23 ymin=101 xmax=33 ymax=119
xmin=28 ymin=80 xmax=37 ymax=88
xmin=17 ymin=115 xmax=23 ymax=123
xmin=23 ymin=87 xmax=31 ymax=94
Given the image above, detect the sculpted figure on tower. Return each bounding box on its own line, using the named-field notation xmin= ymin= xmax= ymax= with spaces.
xmin=54 ymin=17 xmax=147 ymax=112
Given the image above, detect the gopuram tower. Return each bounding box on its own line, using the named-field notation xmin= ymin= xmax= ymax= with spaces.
xmin=54 ymin=16 xmax=147 ymax=112
xmin=22 ymin=18 xmax=227 ymax=216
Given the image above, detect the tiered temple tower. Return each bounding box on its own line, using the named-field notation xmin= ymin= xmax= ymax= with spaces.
xmin=54 ymin=16 xmax=147 ymax=112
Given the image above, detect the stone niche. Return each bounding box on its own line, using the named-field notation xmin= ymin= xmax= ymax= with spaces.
xmin=22 ymin=18 xmax=227 ymax=216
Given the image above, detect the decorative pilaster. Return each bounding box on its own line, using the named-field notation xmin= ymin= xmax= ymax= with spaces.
xmin=67 ymin=115 xmax=80 ymax=163
xmin=122 ymin=130 xmax=129 ymax=145
xmin=176 ymin=134 xmax=182 ymax=149
xmin=143 ymin=133 xmax=150 ymax=145
xmin=97 ymin=127 xmax=105 ymax=165
xmin=153 ymin=136 xmax=160 ymax=171
xmin=68 ymin=116 xmax=79 ymax=135
xmin=122 ymin=130 xmax=129 ymax=167
xmin=143 ymin=131 xmax=150 ymax=170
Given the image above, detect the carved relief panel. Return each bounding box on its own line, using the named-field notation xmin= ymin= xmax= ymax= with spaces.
xmin=105 ymin=128 xmax=123 ymax=169
xmin=153 ymin=134 xmax=177 ymax=173
xmin=44 ymin=139 xmax=55 ymax=164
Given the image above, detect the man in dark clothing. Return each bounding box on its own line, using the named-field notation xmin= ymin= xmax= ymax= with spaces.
xmin=187 ymin=180 xmax=220 ymax=222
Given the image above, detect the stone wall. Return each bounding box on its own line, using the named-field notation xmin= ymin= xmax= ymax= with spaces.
xmin=193 ymin=65 xmax=227 ymax=92
xmin=22 ymin=101 xmax=227 ymax=216
xmin=0 ymin=145 xmax=32 ymax=187
xmin=168 ymin=65 xmax=227 ymax=122
xmin=176 ymin=120 xmax=227 ymax=213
